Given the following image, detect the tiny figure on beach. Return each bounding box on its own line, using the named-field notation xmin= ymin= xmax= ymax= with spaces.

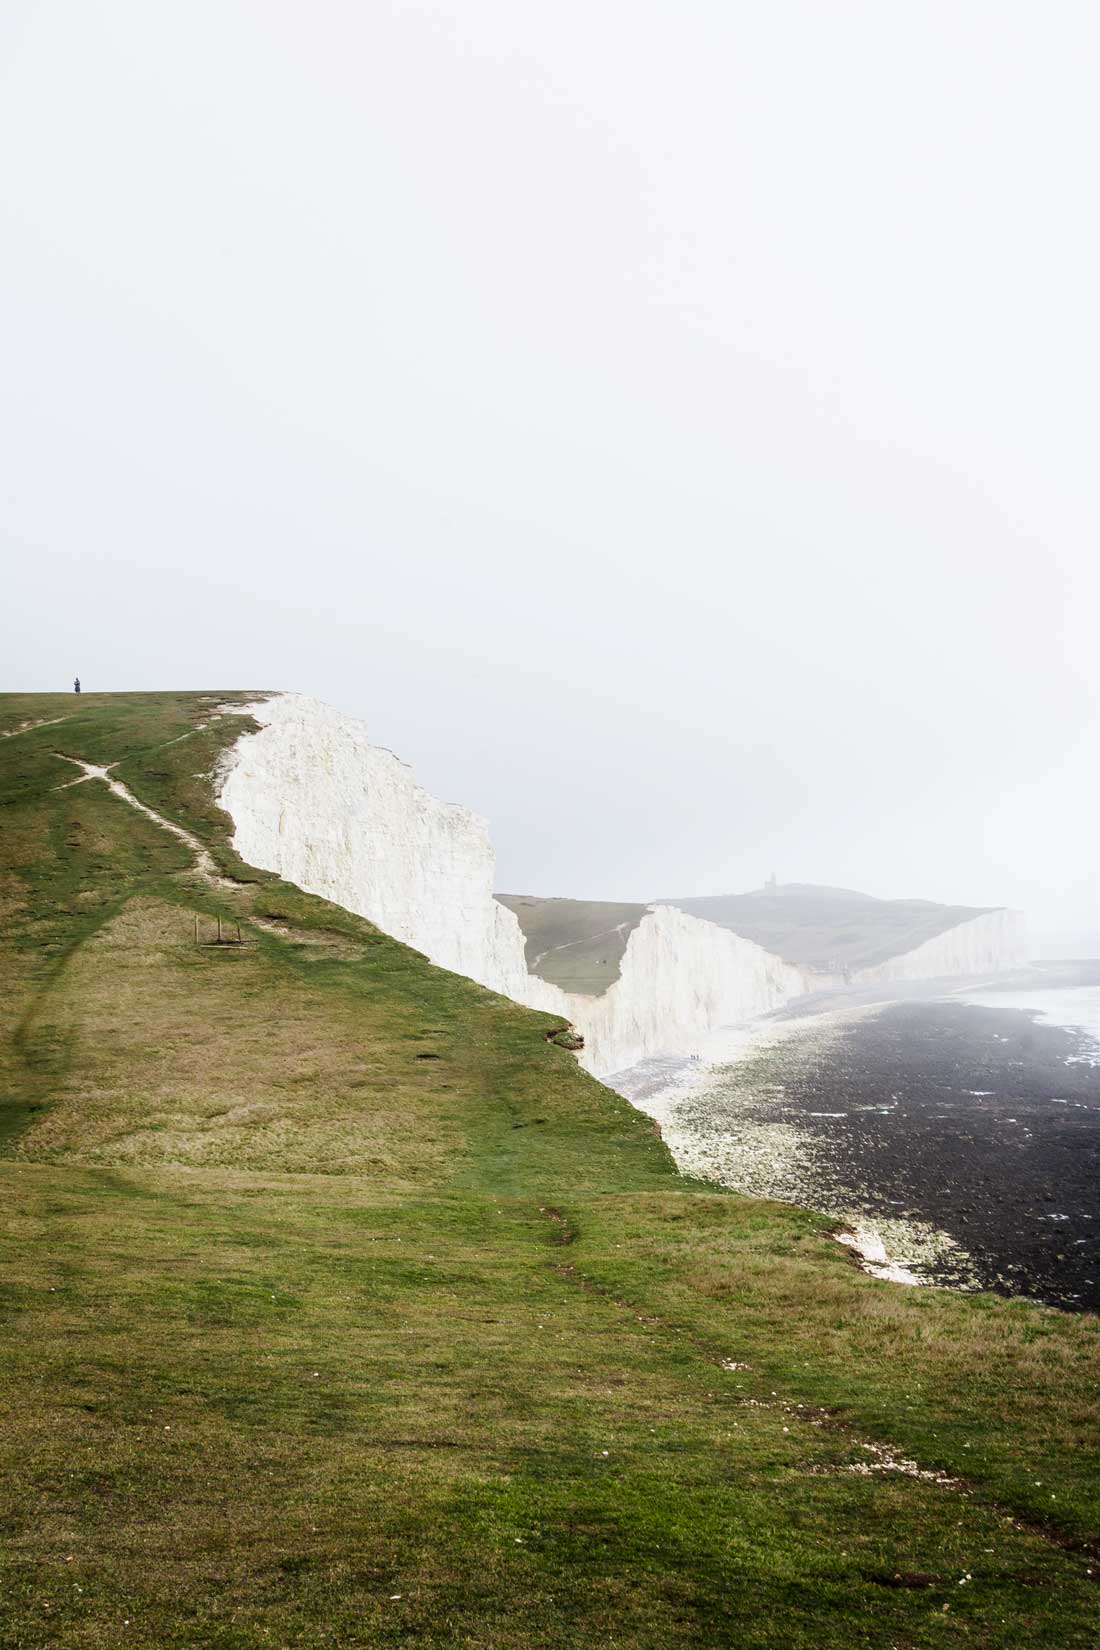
xmin=73 ymin=677 xmax=81 ymax=693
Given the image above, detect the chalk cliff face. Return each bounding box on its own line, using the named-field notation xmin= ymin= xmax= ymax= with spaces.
xmin=525 ymin=907 xmax=811 ymax=1075
xmin=853 ymin=908 xmax=1027 ymax=984
xmin=217 ymin=696 xmax=810 ymax=1074
xmin=218 ymin=695 xmax=531 ymax=1000
xmin=217 ymin=694 xmax=1024 ymax=1079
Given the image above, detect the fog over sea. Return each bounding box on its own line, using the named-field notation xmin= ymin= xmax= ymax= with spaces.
xmin=611 ymin=963 xmax=1100 ymax=1311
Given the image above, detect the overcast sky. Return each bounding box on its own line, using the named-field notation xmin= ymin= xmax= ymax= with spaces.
xmin=3 ymin=2 xmax=1097 ymax=951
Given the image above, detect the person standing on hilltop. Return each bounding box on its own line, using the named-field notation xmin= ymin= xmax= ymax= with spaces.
xmin=73 ymin=677 xmax=81 ymax=693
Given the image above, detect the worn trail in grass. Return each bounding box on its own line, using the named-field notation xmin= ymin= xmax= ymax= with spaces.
xmin=2 ymin=692 xmax=1099 ymax=1647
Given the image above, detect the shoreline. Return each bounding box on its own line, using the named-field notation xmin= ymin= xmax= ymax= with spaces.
xmin=607 ymin=963 xmax=1100 ymax=1308
xmin=608 ymin=1000 xmax=944 ymax=1288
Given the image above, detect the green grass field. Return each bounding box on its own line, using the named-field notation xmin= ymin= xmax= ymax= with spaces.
xmin=2 ymin=691 xmax=1099 ymax=1648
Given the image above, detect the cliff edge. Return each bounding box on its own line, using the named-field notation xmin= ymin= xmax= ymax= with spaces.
xmin=218 ymin=695 xmax=1025 ymax=1075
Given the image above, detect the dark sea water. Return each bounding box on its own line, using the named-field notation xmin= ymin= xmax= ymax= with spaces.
xmin=614 ymin=963 xmax=1100 ymax=1312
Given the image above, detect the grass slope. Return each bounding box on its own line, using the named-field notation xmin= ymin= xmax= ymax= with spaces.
xmin=495 ymin=894 xmax=648 ymax=995
xmin=1 ymin=691 xmax=1098 ymax=1649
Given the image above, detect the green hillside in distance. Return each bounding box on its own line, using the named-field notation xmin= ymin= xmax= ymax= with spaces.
xmin=496 ymin=893 xmax=648 ymax=994
xmin=499 ymin=883 xmax=998 ymax=995
xmin=662 ymin=882 xmax=995 ymax=972
xmin=2 ymin=690 xmax=1099 ymax=1650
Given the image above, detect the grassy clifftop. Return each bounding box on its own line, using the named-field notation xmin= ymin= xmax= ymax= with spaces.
xmin=0 ymin=691 xmax=664 ymax=1190
xmin=2 ymin=691 xmax=1099 ymax=1649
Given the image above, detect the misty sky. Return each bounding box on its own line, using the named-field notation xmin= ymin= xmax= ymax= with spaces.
xmin=2 ymin=3 xmax=1098 ymax=952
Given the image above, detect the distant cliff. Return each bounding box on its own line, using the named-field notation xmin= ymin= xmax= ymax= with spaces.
xmin=219 ymin=696 xmax=1024 ymax=1077
xmin=658 ymin=882 xmax=1019 ymax=975
xmin=853 ymin=908 xmax=1026 ymax=983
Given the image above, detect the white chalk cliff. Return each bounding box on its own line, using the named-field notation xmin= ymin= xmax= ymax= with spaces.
xmin=217 ymin=694 xmax=1023 ymax=1076
xmin=218 ymin=694 xmax=530 ymax=1001
xmin=526 ymin=907 xmax=810 ymax=1075
xmin=854 ymin=908 xmax=1027 ymax=984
